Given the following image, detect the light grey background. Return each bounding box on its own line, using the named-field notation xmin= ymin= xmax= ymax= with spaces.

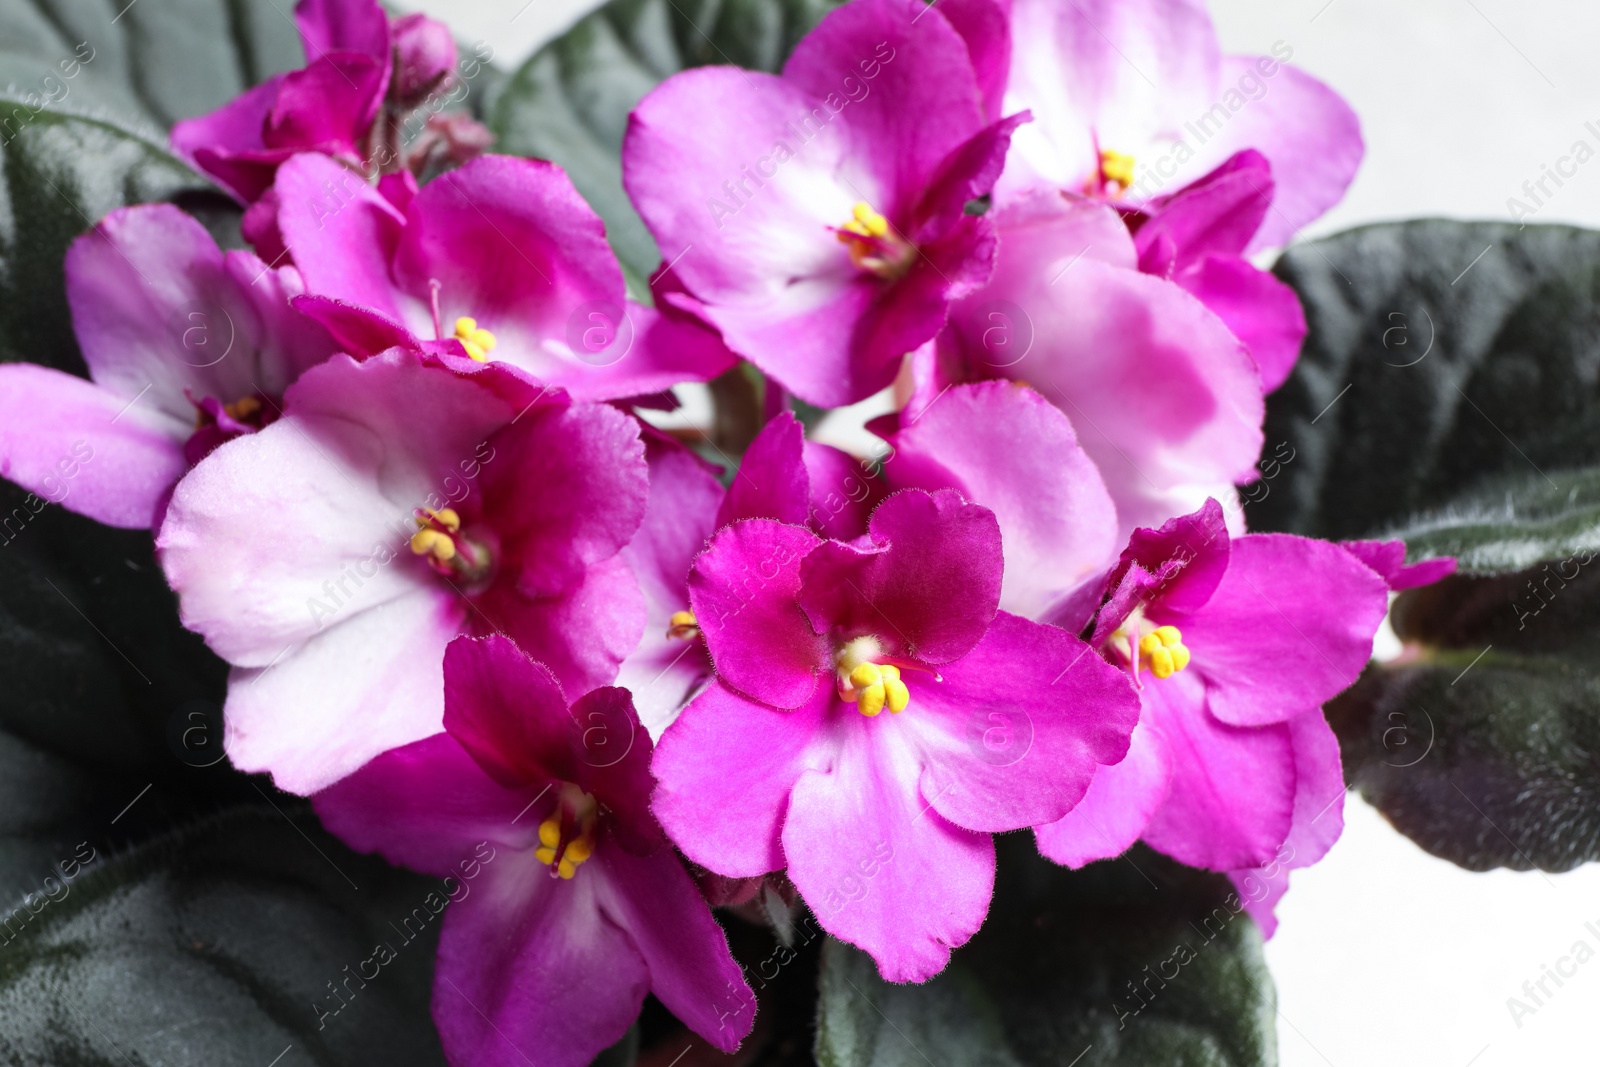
xmin=395 ymin=2 xmax=1600 ymax=1063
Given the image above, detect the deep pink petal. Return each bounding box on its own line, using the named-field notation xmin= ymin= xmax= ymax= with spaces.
xmin=295 ymin=0 xmax=390 ymax=60
xmin=1034 ymin=718 xmax=1171 ymax=868
xmin=651 ymin=679 xmax=827 ymax=877
xmin=716 ymin=410 xmax=811 ymax=528
xmin=170 ymin=78 xmax=281 ymax=201
xmin=432 ymin=851 xmax=649 ymax=1067
xmin=799 ymin=489 xmax=1002 ymax=664
xmin=1280 ymin=708 xmax=1345 ymax=868
xmin=441 ymin=633 xmax=579 ymax=789
xmin=1135 ymin=150 xmax=1273 ymax=266
xmin=687 ymin=520 xmax=828 ymax=709
xmin=909 ymin=612 xmax=1139 ymax=831
xmin=262 ymin=53 xmax=385 ymax=156
xmin=934 ymin=0 xmax=1013 ymax=122
xmin=875 ymin=381 xmax=1119 ymax=620
xmin=276 ymin=153 xmax=409 ymax=323
xmin=0 ymin=364 xmax=186 ymax=529
xmin=1181 ymin=534 xmax=1387 ymax=727
xmin=805 ymin=440 xmax=883 ymax=541
xmin=1177 ymin=255 xmax=1306 ymax=393
xmin=783 ymin=713 xmax=994 ymax=983
xmin=1139 ymin=670 xmax=1295 ymax=870
xmin=912 ymin=113 xmax=1029 ymax=243
xmin=595 ymin=846 xmax=755 ymax=1050
xmin=1090 ymin=498 xmax=1232 ymax=645
xmin=1342 ymin=539 xmax=1457 ymax=591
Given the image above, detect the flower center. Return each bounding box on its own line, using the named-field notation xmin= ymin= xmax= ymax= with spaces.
xmin=535 ymin=783 xmax=599 ymax=880
xmin=834 ymin=201 xmax=914 ymax=280
xmin=666 ymin=610 xmax=700 ymax=640
xmin=409 ymin=507 xmax=493 ymax=585
xmin=1091 ymin=148 xmax=1136 ymax=197
xmin=1109 ymin=613 xmax=1193 ymax=683
xmin=452 ymin=316 xmax=498 ymax=362
xmin=834 ymin=635 xmax=911 ymax=717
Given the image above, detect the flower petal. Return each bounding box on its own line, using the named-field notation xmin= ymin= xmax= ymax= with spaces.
xmin=652 ymin=679 xmax=827 ymax=877
xmin=1176 ymin=254 xmax=1305 ymax=393
xmin=1183 ymin=533 xmax=1388 ymax=727
xmin=688 ymin=520 xmax=828 ymax=709
xmin=1034 ymin=718 xmax=1171 ymax=868
xmin=716 ymin=410 xmax=811 ymax=528
xmin=910 ymin=611 xmax=1139 ymax=831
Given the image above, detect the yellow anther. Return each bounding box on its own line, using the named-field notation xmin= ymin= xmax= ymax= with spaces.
xmin=849 ymin=663 xmax=884 ymax=690
xmin=556 ymin=857 xmax=578 ymax=879
xmin=1153 ymin=625 xmax=1182 ymax=647
xmin=1148 ymin=646 xmax=1176 ymax=679
xmin=1136 ymin=623 xmax=1190 ymax=680
xmin=1138 ymin=632 xmax=1163 ymax=657
xmin=534 ymin=846 xmax=557 ymax=865
xmin=409 ymin=527 xmax=456 ymax=561
xmin=453 ymin=316 xmax=497 ymax=362
xmin=537 ymin=817 xmax=561 ymax=848
xmin=563 ymin=836 xmax=592 ymax=864
xmin=223 ymin=396 xmax=261 ymax=421
xmin=1100 ymin=149 xmax=1136 ymax=190
xmin=858 ymin=684 xmax=886 ymax=717
xmin=1169 ymin=644 xmax=1191 ymax=671
xmin=417 ymin=507 xmax=461 ymax=533
xmin=667 ymin=609 xmax=701 ymax=640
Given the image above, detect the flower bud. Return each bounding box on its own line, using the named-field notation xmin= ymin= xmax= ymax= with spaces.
xmin=391 ymin=13 xmax=456 ymax=109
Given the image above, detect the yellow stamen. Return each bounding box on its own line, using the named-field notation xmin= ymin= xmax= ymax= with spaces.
xmin=536 ymin=784 xmax=600 ymax=881
xmin=453 ymin=316 xmax=497 ymax=362
xmin=667 ymin=610 xmax=700 ymax=640
xmin=882 ymin=664 xmax=909 ymax=713
xmin=1136 ymin=623 xmax=1191 ymax=680
xmin=537 ymin=816 xmax=561 ymax=848
xmin=837 ymin=638 xmax=913 ymax=717
xmin=223 ymin=396 xmax=261 ymax=422
xmin=556 ymin=857 xmax=578 ymax=879
xmin=1099 ymin=149 xmax=1136 ymax=191
xmin=409 ymin=527 xmax=456 ymax=562
xmin=417 ymin=507 xmax=461 ymax=533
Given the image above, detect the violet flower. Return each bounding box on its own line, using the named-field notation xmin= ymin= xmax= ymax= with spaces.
xmin=270 ymin=152 xmax=735 ymax=402
xmin=1033 ymin=500 xmax=1388 ymax=880
xmin=651 ymin=487 xmax=1139 ymax=980
xmin=0 ymin=204 xmax=336 ymax=528
xmin=314 ymin=634 xmax=754 ymax=1067
xmin=622 ymin=0 xmax=1027 ymax=408
xmin=157 ymin=348 xmax=649 ymax=793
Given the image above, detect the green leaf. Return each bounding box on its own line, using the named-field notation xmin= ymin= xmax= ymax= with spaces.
xmin=0 ymin=806 xmax=448 ymax=1064
xmin=815 ymin=836 xmax=1277 ymax=1067
xmin=1254 ymin=219 xmax=1600 ymax=570
xmin=1330 ymin=560 xmax=1600 ymax=872
xmin=488 ymin=0 xmax=844 ymax=283
xmin=0 ymin=0 xmax=303 ymax=130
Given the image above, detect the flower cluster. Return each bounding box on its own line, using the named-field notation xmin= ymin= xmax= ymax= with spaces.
xmin=0 ymin=0 xmax=1449 ymax=1062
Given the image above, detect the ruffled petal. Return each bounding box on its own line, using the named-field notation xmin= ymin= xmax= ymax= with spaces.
xmin=716 ymin=410 xmax=812 ymax=528
xmin=1176 ymin=255 xmax=1305 ymax=393
xmin=1034 ymin=718 xmax=1171 ymax=868
xmin=651 ymin=679 xmax=827 ymax=877
xmin=687 ymin=520 xmax=828 ymax=709
xmin=908 ymin=612 xmax=1139 ymax=831
xmin=1182 ymin=533 xmax=1388 ymax=727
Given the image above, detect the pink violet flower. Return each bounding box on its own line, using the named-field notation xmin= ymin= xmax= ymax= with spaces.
xmin=269 ymin=152 xmax=735 ymax=402
xmin=170 ymin=0 xmax=486 ymax=206
xmin=622 ymin=0 xmax=1028 ymax=408
xmin=993 ymin=0 xmax=1362 ymax=389
xmin=314 ymin=634 xmax=754 ymax=1067
xmin=616 ymin=412 xmax=883 ymax=736
xmin=920 ymin=189 xmax=1265 ymax=541
xmin=1033 ymin=500 xmax=1388 ymax=884
xmin=0 ymin=203 xmax=337 ymax=529
xmin=651 ymin=487 xmax=1139 ymax=980
xmin=156 ymin=347 xmax=649 ymax=793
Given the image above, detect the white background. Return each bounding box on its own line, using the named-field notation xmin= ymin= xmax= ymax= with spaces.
xmin=397 ymin=2 xmax=1600 ymax=1063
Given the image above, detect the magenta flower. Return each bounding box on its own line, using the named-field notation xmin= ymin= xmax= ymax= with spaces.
xmin=157 ymin=348 xmax=649 ymax=793
xmin=314 ymin=634 xmax=754 ymax=1067
xmin=270 ymin=152 xmax=734 ymax=402
xmin=923 ymin=190 xmax=1265 ymax=540
xmin=0 ymin=204 xmax=336 ymax=529
xmin=1033 ymin=500 xmax=1388 ymax=877
xmin=994 ymin=0 xmax=1362 ymax=388
xmin=622 ymin=0 xmax=1027 ymax=408
xmin=651 ymin=487 xmax=1139 ymax=980
xmin=170 ymin=0 xmax=483 ymax=206
xmin=616 ymin=412 xmax=880 ymax=735
xmin=1343 ymin=538 xmax=1458 ymax=591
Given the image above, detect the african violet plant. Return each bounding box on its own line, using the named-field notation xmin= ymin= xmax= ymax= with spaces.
xmin=0 ymin=0 xmax=1593 ymax=1064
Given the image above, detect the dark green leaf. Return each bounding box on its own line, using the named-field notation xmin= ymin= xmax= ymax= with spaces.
xmin=1330 ymin=560 xmax=1600 ymax=872
xmin=815 ymin=836 xmax=1277 ymax=1067
xmin=0 ymin=0 xmax=303 ymax=130
xmin=0 ymin=806 xmax=448 ymax=1064
xmin=488 ymin=0 xmax=844 ymax=282
xmin=1254 ymin=220 xmax=1600 ymax=567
